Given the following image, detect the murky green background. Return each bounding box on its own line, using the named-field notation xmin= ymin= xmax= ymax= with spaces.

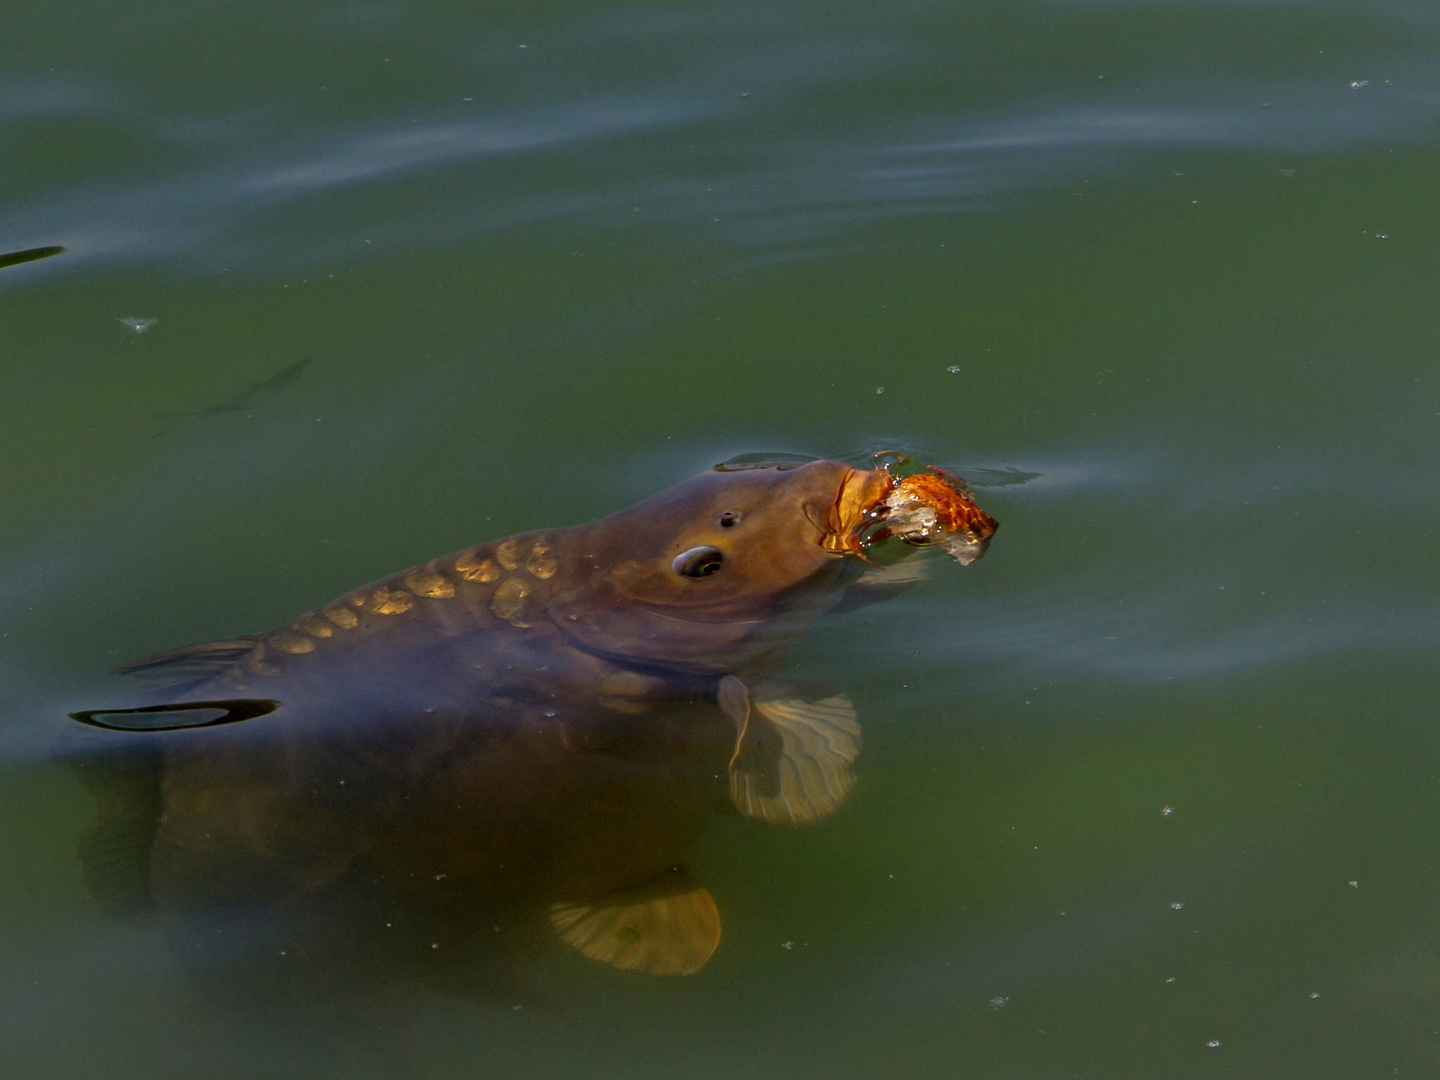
xmin=4 ymin=0 xmax=1440 ymax=1075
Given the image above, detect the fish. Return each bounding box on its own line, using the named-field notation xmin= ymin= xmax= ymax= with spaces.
xmin=158 ymin=358 xmax=310 ymax=421
xmin=70 ymin=455 xmax=997 ymax=985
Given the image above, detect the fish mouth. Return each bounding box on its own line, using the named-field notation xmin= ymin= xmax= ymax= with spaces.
xmin=822 ymin=460 xmax=999 ymax=565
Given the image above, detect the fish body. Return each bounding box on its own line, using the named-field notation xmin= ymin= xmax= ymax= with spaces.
xmin=74 ymin=457 xmax=996 ymax=982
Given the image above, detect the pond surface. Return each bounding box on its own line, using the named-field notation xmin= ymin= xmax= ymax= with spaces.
xmin=4 ymin=0 xmax=1440 ymax=1075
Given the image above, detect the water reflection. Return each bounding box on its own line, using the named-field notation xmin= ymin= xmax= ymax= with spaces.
xmin=6 ymin=2 xmax=1440 ymax=280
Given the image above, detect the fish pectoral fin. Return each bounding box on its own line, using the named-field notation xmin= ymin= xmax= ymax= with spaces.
xmin=72 ymin=753 xmax=163 ymax=919
xmin=725 ymin=681 xmax=863 ymax=826
xmin=549 ymin=868 xmax=720 ymax=976
xmin=719 ymin=674 xmax=782 ymax=801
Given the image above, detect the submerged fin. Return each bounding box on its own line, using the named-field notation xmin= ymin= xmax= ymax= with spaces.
xmin=71 ymin=699 xmax=280 ymax=732
xmin=549 ymin=868 xmax=720 ymax=976
xmin=113 ymin=638 xmax=258 ymax=691
xmin=72 ymin=754 xmax=163 ymax=918
xmin=718 ymin=676 xmax=862 ymax=825
xmin=830 ymin=558 xmax=931 ymax=614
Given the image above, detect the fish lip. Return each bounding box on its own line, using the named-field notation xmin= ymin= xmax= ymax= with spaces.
xmin=819 ymin=467 xmax=896 ymax=553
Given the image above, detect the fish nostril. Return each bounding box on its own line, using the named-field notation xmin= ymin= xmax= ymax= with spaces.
xmin=718 ymin=511 xmax=741 ymax=528
xmin=673 ymin=546 xmax=725 ymax=578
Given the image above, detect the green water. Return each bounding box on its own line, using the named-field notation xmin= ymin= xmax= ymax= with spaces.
xmin=5 ymin=0 xmax=1440 ymax=1075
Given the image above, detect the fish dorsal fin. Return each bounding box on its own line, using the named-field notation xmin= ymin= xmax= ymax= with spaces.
xmin=718 ymin=675 xmax=862 ymax=825
xmin=113 ymin=638 xmax=259 ymax=691
xmin=549 ymin=868 xmax=720 ymax=976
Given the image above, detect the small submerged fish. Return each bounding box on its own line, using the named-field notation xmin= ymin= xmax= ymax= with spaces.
xmin=72 ymin=455 xmax=996 ymax=982
xmin=158 ymin=358 xmax=310 ymax=420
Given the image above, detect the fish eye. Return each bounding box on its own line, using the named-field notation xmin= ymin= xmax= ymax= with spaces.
xmin=673 ymin=546 xmax=725 ymax=578
xmin=718 ymin=511 xmax=741 ymax=529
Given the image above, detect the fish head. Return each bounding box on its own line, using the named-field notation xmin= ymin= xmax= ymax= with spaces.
xmin=547 ymin=459 xmax=892 ymax=671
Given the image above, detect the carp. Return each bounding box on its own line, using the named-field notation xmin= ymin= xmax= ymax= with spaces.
xmin=71 ymin=455 xmax=996 ymax=982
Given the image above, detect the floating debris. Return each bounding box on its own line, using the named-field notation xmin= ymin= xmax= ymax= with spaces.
xmin=119 ymin=316 xmax=158 ymax=334
xmin=0 ymin=245 xmax=64 ymax=271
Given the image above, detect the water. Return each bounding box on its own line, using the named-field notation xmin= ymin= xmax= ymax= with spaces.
xmin=4 ymin=0 xmax=1440 ymax=1074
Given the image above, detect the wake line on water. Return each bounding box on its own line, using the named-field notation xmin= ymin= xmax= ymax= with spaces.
xmin=5 ymin=69 xmax=1440 ymax=279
